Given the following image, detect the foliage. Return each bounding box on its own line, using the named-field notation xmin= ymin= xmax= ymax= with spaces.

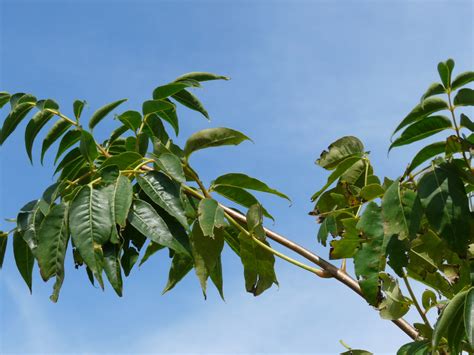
xmin=0 ymin=60 xmax=473 ymax=354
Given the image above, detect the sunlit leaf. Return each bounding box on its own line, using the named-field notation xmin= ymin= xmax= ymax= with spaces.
xmin=117 ymin=110 xmax=142 ymax=132
xmin=454 ymin=88 xmax=474 ymax=107
xmin=174 ymin=72 xmax=230 ymax=82
xmin=451 ymin=71 xmax=474 ymax=90
xmin=79 ymin=130 xmax=98 ymax=163
xmin=198 ymin=198 xmax=226 ymax=238
xmin=162 ymin=252 xmax=193 ymax=294
xmin=24 ymin=110 xmax=55 ymax=162
xmin=316 ymin=136 xmax=364 ymax=170
xmin=172 ymin=89 xmax=209 ymax=119
xmin=54 ymin=129 xmax=81 ymax=164
xmin=89 ymin=98 xmax=127 ymax=129
xmin=41 ymin=120 xmax=72 ymax=163
xmin=0 ymin=100 xmax=36 ymax=145
xmin=420 ymin=82 xmax=445 ymax=103
xmin=405 ymin=141 xmax=445 ymax=175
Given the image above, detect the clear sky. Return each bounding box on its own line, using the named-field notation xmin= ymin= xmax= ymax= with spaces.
xmin=0 ymin=0 xmax=473 ymax=354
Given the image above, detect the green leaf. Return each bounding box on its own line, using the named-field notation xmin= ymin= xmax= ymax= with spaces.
xmin=382 ymin=179 xmax=422 ymax=240
xmin=385 ymin=236 xmax=409 ymax=277
xmin=393 ymin=98 xmax=449 ymax=137
xmin=73 ymin=100 xmax=86 ymax=120
xmin=100 ymin=151 xmax=143 ymax=170
xmin=36 ymin=203 xmax=69 ymax=302
xmin=438 ymin=59 xmax=454 ymax=88
xmin=198 ymin=198 xmax=225 ymax=238
xmin=109 ymin=125 xmax=129 ymax=144
xmin=311 ymin=156 xmax=363 ymax=201
xmin=396 ymin=341 xmax=430 ymax=355
xmin=451 ymin=71 xmax=474 ymax=91
xmin=210 ymin=257 xmax=225 ymax=300
xmin=418 ymin=164 xmax=470 ymax=256
xmin=13 ymin=230 xmax=34 ymax=292
xmin=184 ymin=127 xmax=251 ymax=158
xmin=460 ymin=113 xmax=474 ymax=132
xmin=172 ymin=89 xmax=209 ymax=119
xmin=139 ymin=242 xmax=164 ymax=266
xmin=41 ymin=120 xmax=72 ymax=163
xmin=142 ymin=100 xmax=175 ymax=116
xmin=143 ymin=113 xmax=170 ymax=141
xmin=317 ymin=214 xmax=336 ymax=246
xmin=89 ymin=98 xmax=127 ymax=130
xmin=354 ymin=202 xmax=385 ymax=305
xmin=162 ymin=252 xmax=193 ymax=294
xmin=316 ymin=136 xmax=365 ymax=170
xmin=79 ymin=130 xmax=98 ymax=163
xmin=330 ymin=218 xmax=360 ymax=259
xmin=390 ymin=116 xmax=452 ymax=150
xmin=0 ymin=101 xmax=36 ymax=144
xmin=454 ymin=88 xmax=474 ymax=107
xmin=153 ymin=153 xmax=185 ymax=183
xmin=69 ymin=185 xmax=114 ymax=288
xmin=378 ymin=273 xmax=410 ymax=320
xmin=422 ymin=289 xmax=437 ymax=310
xmin=406 ymin=141 xmax=445 ymax=175
xmin=432 ymin=289 xmax=469 ymax=349
xmin=111 ymin=175 xmax=133 ymax=227
xmin=127 ymin=199 xmax=190 ymax=255
xmin=360 ymin=183 xmax=385 ymax=201
xmin=465 ymin=288 xmax=474 ymax=347
xmin=213 ymin=185 xmax=274 ymax=220
xmin=17 ymin=200 xmax=43 ymax=253
xmin=117 ymin=110 xmax=142 ymax=132
xmin=137 ymin=171 xmax=188 ymax=228
xmin=212 ymin=173 xmax=290 ymax=201
xmin=54 ymin=147 xmax=81 ymax=175
xmin=0 ymin=92 xmax=11 ymax=109
xmin=190 ymin=222 xmax=224 ymax=298
xmin=24 ymin=109 xmax=55 ymax=162
xmin=0 ymin=232 xmax=7 ymax=268
xmin=156 ymin=105 xmax=179 ymax=135
xmin=54 ymin=129 xmax=81 ymax=164
xmin=121 ymin=246 xmax=139 ymax=276
xmin=103 ymin=243 xmax=123 ymax=297
xmin=420 ymin=82 xmax=445 ymax=103
xmin=153 ymin=82 xmax=199 ymax=100
xmin=174 ymin=72 xmax=230 ymax=82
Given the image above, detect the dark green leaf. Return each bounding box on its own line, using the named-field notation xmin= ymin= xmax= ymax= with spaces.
xmin=360 ymin=183 xmax=385 ymax=201
xmin=69 ymin=185 xmax=114 ymax=288
xmin=0 ymin=232 xmax=8 ymax=268
xmin=24 ymin=110 xmax=55 ymax=162
xmin=162 ymin=252 xmax=193 ymax=294
xmin=210 ymin=257 xmax=225 ymax=300
xmin=451 ymin=71 xmax=474 ymax=90
xmin=198 ymin=198 xmax=225 ymax=238
xmin=465 ymin=287 xmax=474 ymax=347
xmin=109 ymin=125 xmax=129 ymax=144
xmin=137 ymin=171 xmax=188 ymax=228
xmin=316 ymin=136 xmax=364 ymax=170
xmin=390 ymin=116 xmax=452 ymax=150
xmin=103 ymin=243 xmax=123 ymax=296
xmin=121 ymin=246 xmax=139 ymax=276
xmin=437 ymin=59 xmax=454 ymax=88
xmin=418 ymin=164 xmax=470 ymax=256
xmin=420 ymin=83 xmax=445 ymax=103
xmin=143 ymin=113 xmax=170 ymax=141
xmin=184 ymin=127 xmax=251 ymax=158
xmin=54 ymin=147 xmax=81 ymax=175
xmin=461 ymin=113 xmax=474 ymax=132
xmin=393 ymin=98 xmax=448 ymax=137
xmin=73 ymin=100 xmax=86 ymax=120
xmin=79 ymin=130 xmax=98 ymax=163
xmin=0 ymin=101 xmax=36 ymax=144
xmin=54 ymin=129 xmax=81 ymax=164
xmin=212 ymin=173 xmax=290 ymax=201
xmin=89 ymin=98 xmax=127 ymax=129
xmin=41 ymin=120 xmax=72 ymax=163
xmin=36 ymin=203 xmax=69 ymax=302
xmin=378 ymin=273 xmax=410 ymax=320
xmin=142 ymin=100 xmax=175 ymax=116
xmin=406 ymin=141 xmax=445 ymax=175
xmin=385 ymin=236 xmax=409 ymax=277
xmin=396 ymin=340 xmax=429 ymax=355
xmin=17 ymin=200 xmax=43 ymax=253
xmin=317 ymin=214 xmax=336 ymax=246
xmin=354 ymin=202 xmax=385 ymax=305
xmin=139 ymin=242 xmax=164 ymax=266
xmin=454 ymin=88 xmax=474 ymax=107
xmin=330 ymin=218 xmax=360 ymax=259
xmin=154 ymin=153 xmax=185 ymax=183
xmin=174 ymin=72 xmax=230 ymax=82
xmin=153 ymin=82 xmax=198 ymax=100
xmin=190 ymin=222 xmax=224 ymax=297
xmin=421 ymin=289 xmax=437 ymax=310
xmin=0 ymin=91 xmax=11 ymax=108
xmin=127 ymin=199 xmax=190 ymax=255
xmin=100 ymin=151 xmax=143 ymax=170
xmin=172 ymin=89 xmax=209 ymax=119
xmin=13 ymin=230 xmax=34 ymax=292
xmin=156 ymin=105 xmax=179 ymax=135
xmin=117 ymin=110 xmax=142 ymax=132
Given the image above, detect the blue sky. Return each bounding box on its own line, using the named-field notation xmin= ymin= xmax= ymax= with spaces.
xmin=0 ymin=0 xmax=473 ymax=354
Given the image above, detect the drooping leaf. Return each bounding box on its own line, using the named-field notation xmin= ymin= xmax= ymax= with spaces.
xmin=69 ymin=185 xmax=114 ymax=288
xmin=162 ymin=252 xmax=193 ymax=294
xmin=109 ymin=174 xmax=133 ymax=227
xmin=210 ymin=257 xmax=225 ymax=300
xmin=41 ymin=120 xmax=72 ymax=163
xmin=198 ymin=198 xmax=226 ymax=238
xmin=454 ymin=88 xmax=474 ymax=107
xmin=451 ymin=71 xmax=474 ymax=90
xmin=354 ymin=202 xmax=385 ymax=305
xmin=418 ymin=164 xmax=470 ymax=256
xmin=24 ymin=110 xmax=55 ymax=162
xmin=385 ymin=236 xmax=409 ymax=277
xmin=73 ymin=100 xmax=86 ymax=120
xmin=382 ymin=179 xmax=422 ymax=240
xmin=117 ymin=110 xmax=142 ymax=132
xmin=109 ymin=124 xmax=129 ymax=144
xmin=13 ymin=230 xmax=34 ymax=292
xmin=103 ymin=243 xmax=123 ymax=297
xmin=36 ymin=203 xmax=69 ymax=302
xmin=121 ymin=246 xmax=139 ymax=277
xmin=89 ymin=98 xmax=127 ymax=129
xmin=420 ymin=82 xmax=445 ymax=103
xmin=79 ymin=130 xmax=98 ymax=163
xmin=143 ymin=113 xmax=169 ymax=141
xmin=0 ymin=92 xmax=11 ymax=108
xmin=153 ymin=153 xmax=185 ymax=183
xmin=127 ymin=199 xmax=190 ymax=255
xmin=142 ymin=100 xmax=175 ymax=116
xmin=378 ymin=273 xmax=410 ymax=320
xmin=137 ymin=171 xmax=188 ymax=228
xmin=405 ymin=141 xmax=445 ymax=175
xmin=0 ymin=232 xmax=7 ymax=268
xmin=432 ymin=289 xmax=469 ymax=349
xmin=184 ymin=127 xmax=251 ymax=158
xmin=190 ymin=222 xmax=224 ymax=298
xmin=155 ymin=103 xmax=179 ymax=136
xmin=330 ymin=218 xmax=360 ymax=259
xmin=139 ymin=241 xmax=164 ymax=266
xmin=212 ymin=173 xmax=290 ymax=201
xmin=316 ymin=136 xmax=365 ymax=170
xmin=392 ymin=97 xmax=448 ymax=137
xmin=172 ymin=89 xmax=209 ymax=119
xmin=0 ymin=95 xmax=37 ymax=145
xmin=54 ymin=129 xmax=81 ymax=164
xmin=390 ymin=116 xmax=452 ymax=150
xmin=465 ymin=287 xmax=474 ymax=347
xmin=152 ymin=81 xmax=199 ymax=100
xmin=16 ymin=200 xmax=43 ymax=253
xmin=174 ymin=72 xmax=230 ymax=83
xmin=460 ymin=113 xmax=474 ymax=132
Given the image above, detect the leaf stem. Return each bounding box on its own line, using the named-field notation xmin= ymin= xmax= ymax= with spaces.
xmin=45 ymin=109 xmax=78 ymax=126
xmin=402 ymin=273 xmax=431 ymax=329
